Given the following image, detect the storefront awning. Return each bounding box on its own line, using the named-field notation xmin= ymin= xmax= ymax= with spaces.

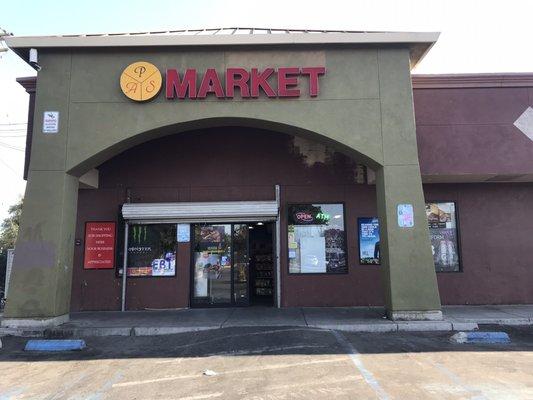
xmin=122 ymin=201 xmax=278 ymax=223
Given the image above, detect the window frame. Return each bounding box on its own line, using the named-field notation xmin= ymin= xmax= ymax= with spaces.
xmin=286 ymin=202 xmax=349 ymax=276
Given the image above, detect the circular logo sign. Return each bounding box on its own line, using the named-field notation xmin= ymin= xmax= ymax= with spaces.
xmin=120 ymin=61 xmax=162 ymax=101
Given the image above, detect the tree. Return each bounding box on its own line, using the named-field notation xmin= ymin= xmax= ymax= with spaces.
xmin=0 ymin=197 xmax=23 ymax=290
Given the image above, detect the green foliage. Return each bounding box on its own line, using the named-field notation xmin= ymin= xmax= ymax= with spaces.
xmin=0 ymin=198 xmax=22 ymax=251
xmin=0 ymin=197 xmax=23 ymax=289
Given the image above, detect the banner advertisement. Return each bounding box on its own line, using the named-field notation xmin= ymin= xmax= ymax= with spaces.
xmin=126 ymin=224 xmax=177 ymax=277
xmin=358 ymin=218 xmax=380 ymax=265
xmin=84 ymin=222 xmax=116 ymax=269
xmin=425 ymin=202 xmax=460 ymax=272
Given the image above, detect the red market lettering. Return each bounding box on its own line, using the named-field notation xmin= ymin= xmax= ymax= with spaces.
xmin=166 ymin=67 xmax=325 ymax=100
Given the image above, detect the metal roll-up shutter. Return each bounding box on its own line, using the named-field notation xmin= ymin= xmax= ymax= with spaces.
xmin=122 ymin=201 xmax=278 ymax=223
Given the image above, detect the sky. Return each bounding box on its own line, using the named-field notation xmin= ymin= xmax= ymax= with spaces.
xmin=1 ymin=0 xmax=533 ymax=220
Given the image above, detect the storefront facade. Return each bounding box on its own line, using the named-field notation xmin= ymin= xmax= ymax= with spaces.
xmin=3 ymin=29 xmax=533 ymax=327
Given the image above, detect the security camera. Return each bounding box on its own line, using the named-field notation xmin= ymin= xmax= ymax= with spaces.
xmin=29 ymin=48 xmax=41 ymax=71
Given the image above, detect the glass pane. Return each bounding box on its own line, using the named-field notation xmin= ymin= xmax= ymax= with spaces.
xmin=126 ymin=224 xmax=176 ymax=277
xmin=193 ymin=224 xmax=232 ymax=304
xmin=288 ymin=204 xmax=346 ymax=274
xmin=233 ymin=224 xmax=249 ymax=305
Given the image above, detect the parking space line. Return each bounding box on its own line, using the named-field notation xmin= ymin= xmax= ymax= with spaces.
xmin=113 ymin=356 xmax=349 ymax=388
xmin=331 ymin=330 xmax=390 ymax=400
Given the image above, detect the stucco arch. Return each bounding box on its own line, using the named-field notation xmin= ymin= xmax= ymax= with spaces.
xmin=68 ymin=116 xmax=382 ymax=177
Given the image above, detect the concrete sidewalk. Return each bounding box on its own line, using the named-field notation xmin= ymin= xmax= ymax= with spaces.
xmin=1 ymin=305 xmax=532 ymax=337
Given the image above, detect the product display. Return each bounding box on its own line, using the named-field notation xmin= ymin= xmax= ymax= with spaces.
xmin=252 ymin=253 xmax=274 ymax=297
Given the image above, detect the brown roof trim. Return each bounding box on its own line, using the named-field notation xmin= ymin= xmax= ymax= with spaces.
xmin=16 ymin=76 xmax=37 ymax=93
xmin=412 ymin=73 xmax=533 ymax=89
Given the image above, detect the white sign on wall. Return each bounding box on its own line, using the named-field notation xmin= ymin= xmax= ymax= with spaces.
xmin=177 ymin=223 xmax=190 ymax=242
xmin=42 ymin=111 xmax=59 ymax=133
xmin=397 ymin=204 xmax=414 ymax=228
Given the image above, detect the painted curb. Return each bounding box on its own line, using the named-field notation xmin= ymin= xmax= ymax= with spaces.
xmin=451 ymin=331 xmax=510 ymax=344
xmin=25 ymin=339 xmax=86 ymax=351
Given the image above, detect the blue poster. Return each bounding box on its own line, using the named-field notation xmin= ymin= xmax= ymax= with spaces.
xmin=358 ymin=217 xmax=380 ymax=265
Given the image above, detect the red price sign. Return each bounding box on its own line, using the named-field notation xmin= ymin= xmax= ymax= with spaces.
xmin=83 ymin=222 xmax=116 ymax=269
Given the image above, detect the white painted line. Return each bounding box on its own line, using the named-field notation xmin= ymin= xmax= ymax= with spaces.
xmin=431 ymin=361 xmax=488 ymax=400
xmin=114 ymin=357 xmax=349 ymax=388
xmin=331 ymin=330 xmax=390 ymax=400
xmin=178 ymin=392 xmax=223 ymax=400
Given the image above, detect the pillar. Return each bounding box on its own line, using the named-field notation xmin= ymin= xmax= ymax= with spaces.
xmin=2 ymin=171 xmax=79 ymax=326
xmin=2 ymin=52 xmax=79 ymax=327
xmin=376 ymin=48 xmax=442 ymax=320
xmin=376 ymin=166 xmax=442 ymax=320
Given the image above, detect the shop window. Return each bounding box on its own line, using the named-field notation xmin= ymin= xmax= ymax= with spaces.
xmin=425 ymin=202 xmax=461 ymax=272
xmin=288 ymin=203 xmax=347 ymax=274
xmin=125 ymin=224 xmax=177 ymax=277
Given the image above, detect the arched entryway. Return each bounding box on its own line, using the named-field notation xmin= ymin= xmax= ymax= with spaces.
xmin=71 ymin=126 xmax=386 ymax=312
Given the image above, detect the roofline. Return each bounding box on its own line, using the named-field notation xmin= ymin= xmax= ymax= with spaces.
xmin=21 ymin=72 xmax=533 ymax=92
xmin=4 ymin=31 xmax=439 ymax=69
xmin=4 ymin=31 xmax=439 ymax=48
xmin=412 ymin=73 xmax=533 ymax=89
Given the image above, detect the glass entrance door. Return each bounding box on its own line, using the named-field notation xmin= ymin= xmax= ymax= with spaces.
xmin=191 ymin=223 xmax=249 ymax=306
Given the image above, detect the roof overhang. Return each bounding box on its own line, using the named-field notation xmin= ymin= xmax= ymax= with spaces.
xmin=3 ymin=30 xmax=439 ymax=70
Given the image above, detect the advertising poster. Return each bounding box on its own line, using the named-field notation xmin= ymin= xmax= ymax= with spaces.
xmin=358 ymin=218 xmax=380 ymax=265
xmin=126 ymin=224 xmax=177 ymax=277
xmin=425 ymin=202 xmax=460 ymax=272
xmin=84 ymin=222 xmax=116 ymax=269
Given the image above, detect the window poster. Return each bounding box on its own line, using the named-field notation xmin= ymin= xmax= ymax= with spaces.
xmin=300 ymin=236 xmax=327 ymax=273
xmin=126 ymin=224 xmax=177 ymax=277
xmin=177 ymin=223 xmax=190 ymax=243
xmin=425 ymin=202 xmax=460 ymax=272
xmin=358 ymin=218 xmax=380 ymax=265
xmin=192 ymin=224 xmax=232 ymax=299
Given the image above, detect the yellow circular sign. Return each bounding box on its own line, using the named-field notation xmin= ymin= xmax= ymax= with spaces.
xmin=120 ymin=61 xmax=162 ymax=101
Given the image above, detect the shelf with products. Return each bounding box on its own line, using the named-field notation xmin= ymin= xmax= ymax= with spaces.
xmin=252 ymin=252 xmax=273 ymax=297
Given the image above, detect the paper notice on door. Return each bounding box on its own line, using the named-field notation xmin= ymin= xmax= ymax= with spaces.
xmin=300 ymin=236 xmax=326 ymax=273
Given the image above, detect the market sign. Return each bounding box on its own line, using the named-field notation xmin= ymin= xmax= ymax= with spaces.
xmin=83 ymin=222 xmax=116 ymax=269
xmin=120 ymin=61 xmax=326 ymax=102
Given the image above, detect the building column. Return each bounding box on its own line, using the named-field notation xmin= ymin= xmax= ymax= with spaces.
xmin=2 ymin=171 xmax=79 ymax=327
xmin=376 ymin=165 xmax=442 ymax=320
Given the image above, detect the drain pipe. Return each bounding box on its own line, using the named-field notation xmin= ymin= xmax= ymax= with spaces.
xmin=275 ymin=184 xmax=281 ymax=308
xmin=121 ymin=222 xmax=129 ymax=312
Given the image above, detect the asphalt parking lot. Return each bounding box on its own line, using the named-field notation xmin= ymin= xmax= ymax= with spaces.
xmin=1 ymin=325 xmax=532 ymax=399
